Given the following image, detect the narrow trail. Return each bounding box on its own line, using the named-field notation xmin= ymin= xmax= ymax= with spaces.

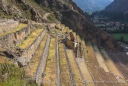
xmin=43 ymin=13 xmax=50 ymax=20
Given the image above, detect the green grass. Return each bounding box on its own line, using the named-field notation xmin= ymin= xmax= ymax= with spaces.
xmin=0 ymin=62 xmax=37 ymax=86
xmin=113 ymin=33 xmax=128 ymax=42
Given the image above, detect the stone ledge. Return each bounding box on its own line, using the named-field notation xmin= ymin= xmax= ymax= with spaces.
xmin=0 ymin=19 xmax=19 ymax=34
xmin=0 ymin=25 xmax=35 ymax=51
xmin=17 ymin=28 xmax=46 ymax=66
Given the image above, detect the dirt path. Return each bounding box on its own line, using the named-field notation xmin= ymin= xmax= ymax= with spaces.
xmin=43 ymin=13 xmax=50 ymax=20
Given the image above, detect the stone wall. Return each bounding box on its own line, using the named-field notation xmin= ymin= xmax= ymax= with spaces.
xmin=17 ymin=28 xmax=46 ymax=66
xmin=0 ymin=25 xmax=33 ymax=50
xmin=0 ymin=19 xmax=19 ymax=34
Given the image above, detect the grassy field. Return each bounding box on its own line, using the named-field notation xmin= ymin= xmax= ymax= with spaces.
xmin=112 ymin=33 xmax=128 ymax=42
xmin=0 ymin=62 xmax=37 ymax=86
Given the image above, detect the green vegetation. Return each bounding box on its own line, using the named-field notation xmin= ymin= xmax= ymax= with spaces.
xmin=0 ymin=63 xmax=37 ymax=86
xmin=42 ymin=6 xmax=51 ymax=12
xmin=0 ymin=9 xmax=12 ymax=19
xmin=113 ymin=33 xmax=128 ymax=42
xmin=47 ymin=14 xmax=56 ymax=23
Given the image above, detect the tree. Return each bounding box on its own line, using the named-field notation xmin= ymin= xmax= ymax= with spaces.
xmin=120 ymin=36 xmax=124 ymax=42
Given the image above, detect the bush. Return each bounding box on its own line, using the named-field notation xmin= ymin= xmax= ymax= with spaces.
xmin=47 ymin=14 xmax=56 ymax=23
xmin=0 ymin=63 xmax=37 ymax=86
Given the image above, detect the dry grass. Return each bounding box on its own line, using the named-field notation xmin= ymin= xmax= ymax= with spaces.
xmin=23 ymin=34 xmax=47 ymax=77
xmin=66 ymin=50 xmax=84 ymax=86
xmin=76 ymin=58 xmax=95 ymax=86
xmin=85 ymin=40 xmax=99 ymax=66
xmin=59 ymin=24 xmax=64 ymax=29
xmin=18 ymin=28 xmax=43 ymax=49
xmin=0 ymin=56 xmax=6 ymax=64
xmin=42 ymin=38 xmax=56 ymax=86
xmin=59 ymin=44 xmax=70 ymax=86
xmin=63 ymin=27 xmax=68 ymax=33
xmin=93 ymin=45 xmax=109 ymax=72
xmin=0 ymin=23 xmax=27 ymax=37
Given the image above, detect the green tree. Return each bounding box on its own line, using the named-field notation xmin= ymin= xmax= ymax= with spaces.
xmin=120 ymin=36 xmax=124 ymax=42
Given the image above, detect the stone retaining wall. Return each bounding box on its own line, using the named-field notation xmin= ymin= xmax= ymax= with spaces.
xmin=0 ymin=19 xmax=19 ymax=34
xmin=17 ymin=28 xmax=46 ymax=66
xmin=0 ymin=25 xmax=33 ymax=50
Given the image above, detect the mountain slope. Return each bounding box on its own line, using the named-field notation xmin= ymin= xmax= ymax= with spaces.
xmin=73 ymin=0 xmax=113 ymax=12
xmin=39 ymin=0 xmax=121 ymax=51
xmin=73 ymin=0 xmax=103 ymax=12
xmin=105 ymin=0 xmax=128 ymax=12
xmin=0 ymin=0 xmax=122 ymax=50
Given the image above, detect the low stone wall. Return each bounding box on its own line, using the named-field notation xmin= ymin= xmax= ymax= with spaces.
xmin=17 ymin=28 xmax=46 ymax=66
xmin=0 ymin=25 xmax=34 ymax=50
xmin=0 ymin=19 xmax=19 ymax=34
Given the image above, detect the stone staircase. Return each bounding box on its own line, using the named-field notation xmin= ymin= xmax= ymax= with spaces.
xmin=1 ymin=21 xmax=128 ymax=86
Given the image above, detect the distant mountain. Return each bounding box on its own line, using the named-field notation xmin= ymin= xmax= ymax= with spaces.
xmin=105 ymin=0 xmax=128 ymax=12
xmin=73 ymin=0 xmax=113 ymax=12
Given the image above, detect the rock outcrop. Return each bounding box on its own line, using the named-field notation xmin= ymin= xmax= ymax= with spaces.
xmin=0 ymin=0 xmax=45 ymax=22
xmin=0 ymin=19 xmax=19 ymax=34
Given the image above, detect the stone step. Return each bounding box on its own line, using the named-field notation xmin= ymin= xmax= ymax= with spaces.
xmin=93 ymin=44 xmax=109 ymax=72
xmin=34 ymin=35 xmax=51 ymax=86
xmin=42 ymin=37 xmax=56 ymax=86
xmin=0 ymin=19 xmax=19 ymax=34
xmin=18 ymin=28 xmax=44 ymax=49
xmin=17 ymin=28 xmax=46 ymax=66
xmin=23 ymin=33 xmax=48 ymax=78
xmin=85 ymin=40 xmax=99 ymax=66
xmin=86 ymin=62 xmax=105 ymax=86
xmin=97 ymin=67 xmax=113 ymax=86
xmin=106 ymin=72 xmax=121 ymax=86
xmin=58 ymin=43 xmax=73 ymax=86
xmin=66 ymin=49 xmax=85 ymax=86
xmin=76 ymin=58 xmax=95 ymax=86
xmin=100 ymin=48 xmax=125 ymax=83
xmin=0 ymin=23 xmax=27 ymax=50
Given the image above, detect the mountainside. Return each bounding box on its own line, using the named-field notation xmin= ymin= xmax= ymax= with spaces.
xmin=1 ymin=0 xmax=128 ymax=86
xmin=73 ymin=0 xmax=113 ymax=12
xmin=105 ymin=0 xmax=128 ymax=12
xmin=0 ymin=0 xmax=122 ymax=51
